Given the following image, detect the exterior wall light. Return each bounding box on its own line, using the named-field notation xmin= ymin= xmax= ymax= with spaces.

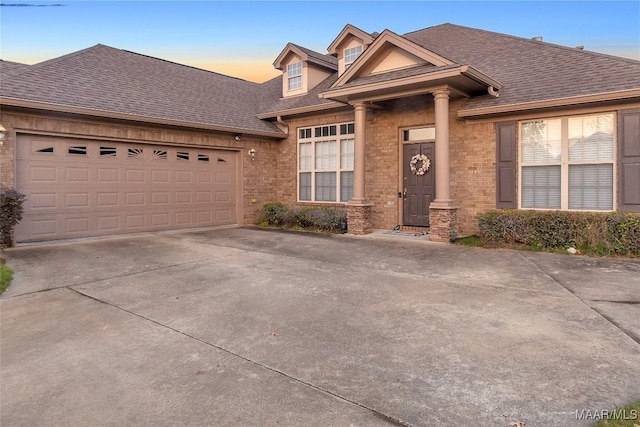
xmin=0 ymin=124 xmax=7 ymax=146
xmin=248 ymin=148 xmax=256 ymax=161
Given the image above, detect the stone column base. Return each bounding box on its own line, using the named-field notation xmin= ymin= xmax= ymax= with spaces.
xmin=347 ymin=203 xmax=373 ymax=235
xmin=428 ymin=206 xmax=457 ymax=243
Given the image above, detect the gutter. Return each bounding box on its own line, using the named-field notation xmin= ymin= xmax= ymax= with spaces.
xmin=256 ymin=100 xmax=347 ymax=119
xmin=0 ymin=97 xmax=288 ymax=139
xmin=458 ymin=88 xmax=640 ymax=118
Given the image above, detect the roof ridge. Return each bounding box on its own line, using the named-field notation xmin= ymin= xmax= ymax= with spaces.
xmin=405 ymin=22 xmax=640 ymax=65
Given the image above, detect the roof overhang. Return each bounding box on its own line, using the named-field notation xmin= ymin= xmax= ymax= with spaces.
xmin=458 ymin=88 xmax=640 ymax=119
xmin=319 ymin=65 xmax=502 ymax=103
xmin=0 ymin=97 xmax=288 ymax=139
xmin=273 ymin=43 xmax=337 ymax=71
xmin=256 ymin=101 xmax=347 ymax=119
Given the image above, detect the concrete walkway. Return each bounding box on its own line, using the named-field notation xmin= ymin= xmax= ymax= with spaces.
xmin=2 ymin=227 xmax=639 ymax=426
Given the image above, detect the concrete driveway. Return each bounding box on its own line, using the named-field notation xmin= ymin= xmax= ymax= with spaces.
xmin=2 ymin=227 xmax=639 ymax=427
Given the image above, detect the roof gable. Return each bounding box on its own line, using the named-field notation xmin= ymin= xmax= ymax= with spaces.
xmin=273 ymin=43 xmax=337 ymax=71
xmin=327 ymin=24 xmax=374 ymax=56
xmin=331 ymin=29 xmax=454 ymax=88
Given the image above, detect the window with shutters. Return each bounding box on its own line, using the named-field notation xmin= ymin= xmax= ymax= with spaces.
xmin=298 ymin=122 xmax=354 ymax=202
xmin=519 ymin=113 xmax=615 ymax=210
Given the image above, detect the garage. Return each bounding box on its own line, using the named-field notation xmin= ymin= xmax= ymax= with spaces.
xmin=15 ymin=134 xmax=238 ymax=242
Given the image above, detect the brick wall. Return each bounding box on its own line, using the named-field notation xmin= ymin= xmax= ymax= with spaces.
xmin=0 ymin=108 xmax=281 ymax=225
xmin=275 ymin=96 xmax=497 ymax=236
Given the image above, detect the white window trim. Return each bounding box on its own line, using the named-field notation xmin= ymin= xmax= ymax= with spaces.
xmin=344 ymin=45 xmax=362 ymax=70
xmin=517 ymin=112 xmax=617 ymax=211
xmin=297 ymin=122 xmax=355 ymax=203
xmin=287 ymin=62 xmax=303 ymax=92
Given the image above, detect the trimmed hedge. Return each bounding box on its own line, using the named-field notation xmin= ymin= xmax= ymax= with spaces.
xmin=0 ymin=188 xmax=26 ymax=248
xmin=477 ymin=210 xmax=640 ymax=257
xmin=260 ymin=202 xmax=347 ymax=233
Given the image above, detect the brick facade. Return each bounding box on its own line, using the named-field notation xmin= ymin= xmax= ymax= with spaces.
xmin=1 ymin=96 xmax=498 ymax=238
xmin=274 ymin=95 xmax=497 ymax=236
xmin=0 ymin=108 xmax=280 ymax=225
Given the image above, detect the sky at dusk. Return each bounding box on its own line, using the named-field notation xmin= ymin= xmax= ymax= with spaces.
xmin=1 ymin=1 xmax=639 ymax=83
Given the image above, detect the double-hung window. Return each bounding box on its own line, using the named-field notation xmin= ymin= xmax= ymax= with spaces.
xmin=520 ymin=113 xmax=614 ymax=210
xmin=344 ymin=46 xmax=362 ymax=69
xmin=287 ymin=62 xmax=302 ymax=91
xmin=298 ymin=123 xmax=354 ymax=202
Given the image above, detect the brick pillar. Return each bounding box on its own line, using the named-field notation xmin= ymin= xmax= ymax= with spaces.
xmin=428 ymin=207 xmax=457 ymax=243
xmin=347 ymin=203 xmax=373 ymax=235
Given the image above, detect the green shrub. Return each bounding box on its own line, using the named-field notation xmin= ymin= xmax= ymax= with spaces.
xmin=477 ymin=210 xmax=640 ymax=257
xmin=260 ymin=203 xmax=346 ymax=233
xmin=0 ymin=188 xmax=26 ymax=248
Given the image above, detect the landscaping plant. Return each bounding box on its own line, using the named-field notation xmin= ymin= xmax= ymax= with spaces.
xmin=0 ymin=188 xmax=25 ymax=248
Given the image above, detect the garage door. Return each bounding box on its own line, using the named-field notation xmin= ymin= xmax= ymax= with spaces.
xmin=15 ymin=134 xmax=238 ymax=242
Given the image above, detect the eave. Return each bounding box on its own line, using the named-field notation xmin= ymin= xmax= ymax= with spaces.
xmin=0 ymin=97 xmax=288 ymax=139
xmin=458 ymin=88 xmax=640 ymax=119
xmin=319 ymin=65 xmax=502 ymax=103
xmin=256 ymin=101 xmax=347 ymax=119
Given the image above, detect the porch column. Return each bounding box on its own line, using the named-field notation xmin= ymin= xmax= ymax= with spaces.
xmin=429 ymin=88 xmax=457 ymax=242
xmin=352 ymin=102 xmax=368 ymax=203
xmin=347 ymin=102 xmax=373 ymax=235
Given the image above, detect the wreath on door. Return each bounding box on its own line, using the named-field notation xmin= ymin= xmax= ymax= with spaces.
xmin=410 ymin=154 xmax=431 ymax=176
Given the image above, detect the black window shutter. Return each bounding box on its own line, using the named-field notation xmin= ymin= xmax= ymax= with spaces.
xmin=496 ymin=121 xmax=517 ymax=208
xmin=619 ymin=109 xmax=640 ymax=212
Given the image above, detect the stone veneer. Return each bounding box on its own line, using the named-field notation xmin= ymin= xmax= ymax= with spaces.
xmin=346 ymin=203 xmax=373 ymax=235
xmin=428 ymin=207 xmax=458 ymax=242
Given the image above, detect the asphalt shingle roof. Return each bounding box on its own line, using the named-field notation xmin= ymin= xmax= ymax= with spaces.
xmin=0 ymin=59 xmax=29 ymax=77
xmin=0 ymin=44 xmax=284 ymax=136
xmin=403 ymin=23 xmax=640 ymax=112
xmin=258 ymin=73 xmax=341 ymax=117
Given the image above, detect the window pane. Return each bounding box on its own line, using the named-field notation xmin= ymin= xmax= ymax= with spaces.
xmin=287 ymin=62 xmax=301 ymax=77
xmin=315 ymin=172 xmax=336 ymax=201
xmin=569 ymin=164 xmax=613 ymax=210
xmin=521 ymin=120 xmax=561 ymax=164
xmin=299 ymin=142 xmax=312 ymax=171
xmin=568 ymin=114 xmax=614 ymax=161
xmin=522 ymin=165 xmax=561 ymax=209
xmin=340 ymin=171 xmax=353 ymax=202
xmin=340 ymin=138 xmax=354 ymax=170
xmin=403 ymin=127 xmax=435 ymax=142
xmin=299 ymin=172 xmax=311 ymax=201
xmin=315 ymin=140 xmax=337 ymax=170
xmin=288 ymin=75 xmax=302 ymax=91
xmin=344 ymin=46 xmax=362 ymax=68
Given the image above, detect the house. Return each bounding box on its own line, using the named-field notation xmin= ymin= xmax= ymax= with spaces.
xmin=1 ymin=23 xmax=639 ymax=244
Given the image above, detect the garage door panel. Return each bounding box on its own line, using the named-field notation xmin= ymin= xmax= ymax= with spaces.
xmin=97 ymin=215 xmax=119 ymax=232
xmin=126 ymin=169 xmax=145 ymax=182
xmin=29 ymin=193 xmax=58 ymax=210
xmin=175 ymin=212 xmax=193 ymax=225
xmin=98 ymin=168 xmax=119 ymax=182
xmin=151 ymin=192 xmax=170 ymax=205
xmin=97 ymin=192 xmax=119 ymax=207
xmin=65 ymin=217 xmax=90 ymax=233
xmin=152 ymin=213 xmax=170 ymax=227
xmin=175 ymin=171 xmax=192 ymax=183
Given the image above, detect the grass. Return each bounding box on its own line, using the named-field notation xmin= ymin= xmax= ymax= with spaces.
xmin=0 ymin=263 xmax=13 ymax=295
xmin=593 ymin=400 xmax=640 ymax=426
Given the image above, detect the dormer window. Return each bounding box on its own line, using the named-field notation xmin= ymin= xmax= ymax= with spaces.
xmin=287 ymin=62 xmax=303 ymax=91
xmin=344 ymin=46 xmax=362 ymax=69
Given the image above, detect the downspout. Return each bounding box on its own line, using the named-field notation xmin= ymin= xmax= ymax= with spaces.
xmin=488 ymin=86 xmax=500 ymax=97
